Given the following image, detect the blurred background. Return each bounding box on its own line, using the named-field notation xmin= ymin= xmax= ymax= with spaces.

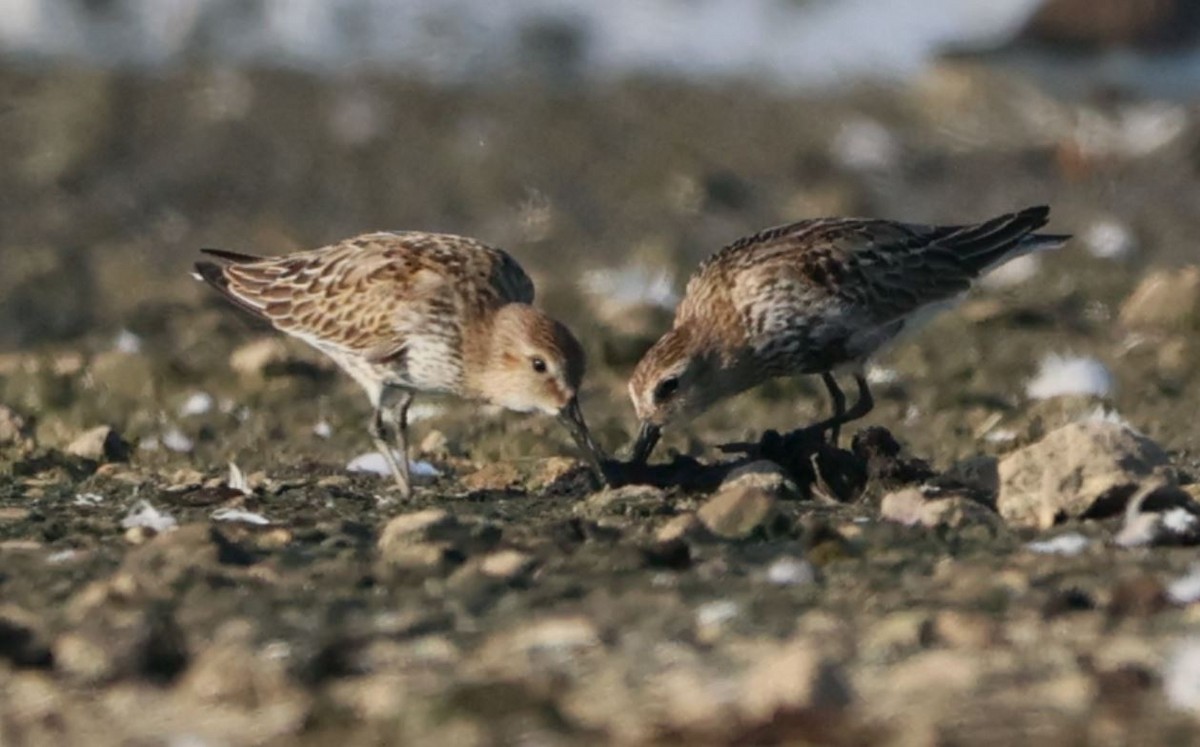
xmin=2 ymin=0 xmax=1200 ymax=464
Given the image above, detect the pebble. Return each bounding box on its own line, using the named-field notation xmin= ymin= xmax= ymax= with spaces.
xmin=211 ymin=507 xmax=270 ymax=526
xmin=697 ymin=486 xmax=777 ymax=540
xmin=1119 ymin=266 xmax=1200 ymax=330
xmin=160 ymin=427 xmax=195 ymax=454
xmin=461 ymin=462 xmax=522 ymax=492
xmin=577 ymin=485 xmax=668 ymax=520
xmin=179 ymin=392 xmax=215 ymax=417
xmin=880 ymin=488 xmax=997 ymax=529
xmin=120 ymin=500 xmax=177 ymax=533
xmin=997 ymin=421 xmax=1172 ymax=529
xmin=478 ymin=549 xmax=536 ymax=581
xmin=347 ymin=451 xmax=441 ymax=479
xmin=1026 ymin=533 xmax=1091 ymax=556
xmin=765 ymin=556 xmax=816 ymax=586
xmin=66 ymin=425 xmax=128 ymax=461
xmin=0 ymin=405 xmax=28 ymax=446
xmin=656 ymin=512 xmax=705 ymax=543
xmin=1025 ymin=354 xmax=1114 ymax=400
xmin=719 ymin=459 xmax=797 ymax=499
xmin=377 ymin=509 xmax=456 ymax=547
xmin=1168 ymin=565 xmax=1200 ymax=606
xmin=1164 ymin=638 xmax=1200 ymax=713
xmin=695 ymin=600 xmax=740 ymax=640
xmin=1082 ymin=218 xmax=1136 ymax=260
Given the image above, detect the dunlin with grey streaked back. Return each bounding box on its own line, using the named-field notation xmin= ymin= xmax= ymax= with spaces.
xmin=627 ymin=206 xmax=1070 ymax=463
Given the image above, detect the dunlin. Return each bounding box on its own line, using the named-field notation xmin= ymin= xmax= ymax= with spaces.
xmin=627 ymin=206 xmax=1069 ymax=463
xmin=194 ymin=231 xmax=605 ymax=496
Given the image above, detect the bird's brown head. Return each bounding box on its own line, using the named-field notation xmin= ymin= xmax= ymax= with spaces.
xmin=477 ymin=303 xmax=606 ymax=476
xmin=627 ymin=323 xmax=725 ymax=463
xmin=481 ymin=304 xmax=585 ymax=415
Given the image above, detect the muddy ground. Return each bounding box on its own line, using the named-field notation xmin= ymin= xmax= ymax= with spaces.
xmin=2 ymin=64 xmax=1200 ymax=745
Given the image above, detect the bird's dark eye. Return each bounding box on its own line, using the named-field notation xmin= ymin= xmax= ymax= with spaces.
xmin=531 ymin=356 xmax=547 ymax=373
xmin=653 ymin=376 xmax=680 ymax=403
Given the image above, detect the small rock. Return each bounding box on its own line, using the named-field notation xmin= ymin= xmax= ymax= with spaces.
xmin=66 ymin=425 xmax=129 ymax=462
xmin=377 ymin=510 xmax=457 ymax=550
xmin=765 ymin=556 xmax=817 ymax=586
xmin=123 ymin=526 xmax=158 ymax=545
xmin=528 ymin=456 xmax=584 ymax=491
xmin=1026 ymin=354 xmax=1114 ymax=400
xmin=719 ymin=459 xmax=798 ymax=499
xmin=478 ymin=549 xmax=536 ymax=581
xmin=418 ymin=429 xmax=449 ymax=457
xmin=461 ymin=462 xmax=523 ymax=492
xmin=160 ymin=426 xmax=194 ymax=454
xmin=740 ymin=641 xmax=853 ymax=718
xmin=577 ymin=485 xmax=669 ymax=519
xmin=697 ymin=485 xmax=778 ymax=540
xmin=997 ymin=421 xmax=1173 ymax=529
xmin=1168 ymin=565 xmax=1200 ymax=605
xmin=1164 ymin=638 xmax=1200 ymax=713
xmin=0 ymin=405 xmax=29 ymax=446
xmin=695 ymin=600 xmax=740 ymax=641
xmin=1119 ymin=266 xmax=1200 ymax=331
xmin=120 ymin=500 xmax=177 ymax=533
xmin=880 ymin=488 xmax=997 ymax=529
xmin=1026 ymin=532 xmax=1091 ymax=556
xmin=1082 ymin=218 xmax=1137 ymax=260
xmin=178 ymin=391 xmax=215 ymax=417
xmin=656 ymin=512 xmax=705 ymax=543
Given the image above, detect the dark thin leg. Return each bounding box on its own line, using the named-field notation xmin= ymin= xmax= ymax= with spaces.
xmin=808 ymin=371 xmax=874 ymax=445
xmin=821 ymin=372 xmax=846 ymax=445
xmin=843 ymin=372 xmax=874 ymax=423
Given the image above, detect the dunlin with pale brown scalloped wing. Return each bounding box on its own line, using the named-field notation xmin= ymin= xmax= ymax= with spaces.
xmin=194 ymin=231 xmax=605 ymax=496
xmin=627 ymin=206 xmax=1070 ymax=463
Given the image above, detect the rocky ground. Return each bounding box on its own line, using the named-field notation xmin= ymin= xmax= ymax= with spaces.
xmin=2 ymin=63 xmax=1200 ymax=745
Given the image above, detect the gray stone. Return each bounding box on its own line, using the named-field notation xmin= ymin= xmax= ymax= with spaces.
xmin=997 ymin=421 xmax=1173 ymax=529
xmin=698 ymin=486 xmax=777 ymax=540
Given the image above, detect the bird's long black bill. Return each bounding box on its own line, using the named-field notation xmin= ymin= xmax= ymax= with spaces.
xmin=629 ymin=421 xmax=662 ymax=465
xmin=558 ymin=398 xmax=608 ymax=484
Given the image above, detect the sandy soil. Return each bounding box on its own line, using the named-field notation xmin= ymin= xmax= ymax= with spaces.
xmin=1 ymin=65 xmax=1200 ymax=745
